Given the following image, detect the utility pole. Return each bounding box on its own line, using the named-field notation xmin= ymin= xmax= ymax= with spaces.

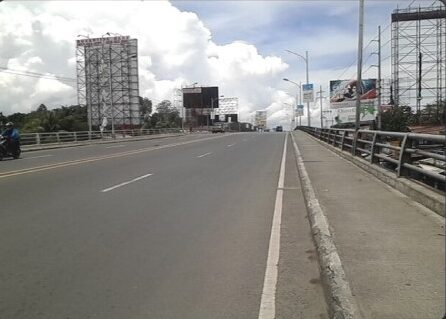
xmin=108 ymin=45 xmax=115 ymax=138
xmin=355 ymin=0 xmax=365 ymax=131
xmin=299 ymin=81 xmax=302 ymax=126
xmin=305 ymin=51 xmax=311 ymax=127
xmin=377 ymin=25 xmax=382 ymax=130
xmin=319 ymin=85 xmax=324 ymax=128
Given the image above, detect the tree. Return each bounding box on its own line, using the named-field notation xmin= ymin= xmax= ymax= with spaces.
xmin=153 ymin=100 xmax=181 ymax=128
xmin=139 ymin=97 xmax=152 ymax=118
xmin=139 ymin=97 xmax=153 ymax=128
xmin=6 ymin=113 xmax=27 ymax=130
xmin=36 ymin=104 xmax=48 ymax=113
xmin=381 ymin=105 xmax=413 ymax=132
xmin=0 ymin=112 xmax=6 ymax=127
xmin=419 ymin=100 xmax=446 ymax=125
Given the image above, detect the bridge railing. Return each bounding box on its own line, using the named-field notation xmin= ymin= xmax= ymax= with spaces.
xmin=20 ymin=128 xmax=184 ymax=147
xmin=298 ymin=127 xmax=446 ymax=189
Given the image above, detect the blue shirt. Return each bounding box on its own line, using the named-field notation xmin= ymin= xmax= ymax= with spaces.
xmin=1 ymin=128 xmax=20 ymax=141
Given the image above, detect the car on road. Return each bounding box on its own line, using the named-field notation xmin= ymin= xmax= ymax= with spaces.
xmin=211 ymin=123 xmax=225 ymax=133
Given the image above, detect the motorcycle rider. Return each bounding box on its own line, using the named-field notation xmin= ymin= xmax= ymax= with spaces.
xmin=1 ymin=122 xmax=20 ymax=154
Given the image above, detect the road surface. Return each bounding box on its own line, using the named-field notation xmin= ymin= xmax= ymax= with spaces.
xmin=0 ymin=133 xmax=326 ymax=319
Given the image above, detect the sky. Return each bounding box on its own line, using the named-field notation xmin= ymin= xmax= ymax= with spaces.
xmin=0 ymin=0 xmax=438 ymax=129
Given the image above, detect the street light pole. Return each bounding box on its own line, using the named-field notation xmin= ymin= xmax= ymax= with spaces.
xmin=355 ymin=0 xmax=365 ymax=131
xmin=318 ymin=85 xmax=324 ymax=128
xmin=211 ymin=95 xmax=224 ymax=126
xmin=286 ymin=49 xmax=310 ymax=126
xmin=181 ymin=82 xmax=198 ymax=131
xmin=377 ymin=25 xmax=382 ymax=130
xmin=108 ymin=44 xmax=115 ymax=138
xmin=77 ymin=34 xmax=93 ymax=137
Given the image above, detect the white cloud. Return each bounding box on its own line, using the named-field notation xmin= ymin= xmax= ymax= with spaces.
xmin=0 ymin=0 xmax=294 ymax=129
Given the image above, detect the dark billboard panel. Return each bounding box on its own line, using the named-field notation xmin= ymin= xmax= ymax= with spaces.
xmin=201 ymin=86 xmax=219 ymax=109
xmin=183 ymin=87 xmax=202 ymax=109
xmin=182 ymin=86 xmax=219 ymax=109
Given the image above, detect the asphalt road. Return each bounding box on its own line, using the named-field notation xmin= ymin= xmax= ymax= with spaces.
xmin=0 ymin=132 xmax=326 ymax=318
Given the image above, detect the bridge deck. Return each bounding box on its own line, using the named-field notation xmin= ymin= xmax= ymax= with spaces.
xmin=293 ymin=130 xmax=445 ymax=319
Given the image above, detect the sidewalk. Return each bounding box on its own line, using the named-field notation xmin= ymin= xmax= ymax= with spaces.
xmin=292 ymin=131 xmax=445 ymax=319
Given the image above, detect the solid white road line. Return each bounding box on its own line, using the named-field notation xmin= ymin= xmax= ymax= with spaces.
xmin=258 ymin=132 xmax=287 ymax=319
xmin=227 ymin=143 xmax=236 ymax=147
xmin=101 ymin=173 xmax=153 ymax=193
xmin=197 ymin=152 xmax=212 ymax=158
xmin=23 ymin=154 xmax=54 ymax=160
xmin=105 ymin=144 xmax=126 ymax=149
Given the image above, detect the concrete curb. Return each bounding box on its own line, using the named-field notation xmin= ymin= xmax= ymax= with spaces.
xmin=301 ymin=131 xmax=445 ymax=217
xmin=21 ymin=133 xmax=185 ymax=152
xmin=290 ymin=133 xmax=360 ymax=319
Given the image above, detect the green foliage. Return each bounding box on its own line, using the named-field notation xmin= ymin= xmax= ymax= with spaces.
xmin=3 ymin=104 xmax=88 ymax=133
xmin=4 ymin=112 xmax=26 ymax=129
xmin=419 ymin=100 xmax=445 ymax=125
xmin=139 ymin=96 xmax=152 ymax=123
xmin=381 ymin=105 xmax=412 ymax=132
xmin=0 ymin=112 xmax=7 ymax=125
xmin=143 ymin=99 xmax=181 ymax=129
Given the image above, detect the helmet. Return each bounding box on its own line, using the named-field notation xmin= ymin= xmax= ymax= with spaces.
xmin=5 ymin=122 xmax=13 ymax=128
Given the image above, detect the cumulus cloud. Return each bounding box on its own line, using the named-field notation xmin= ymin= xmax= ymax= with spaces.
xmin=0 ymin=1 xmax=307 ymax=129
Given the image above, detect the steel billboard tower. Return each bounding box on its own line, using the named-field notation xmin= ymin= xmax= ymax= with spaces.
xmin=76 ymin=35 xmax=140 ymax=132
xmin=391 ymin=1 xmax=445 ymax=121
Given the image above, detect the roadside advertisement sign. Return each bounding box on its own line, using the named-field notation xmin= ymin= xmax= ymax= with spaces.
xmin=182 ymin=87 xmax=202 ymax=94
xmin=329 ymin=79 xmax=377 ymax=109
xmin=302 ymin=84 xmax=314 ymax=102
xmin=296 ymin=104 xmax=304 ymax=116
xmin=334 ymin=104 xmax=377 ymax=124
xmin=330 ymin=79 xmax=378 ymax=124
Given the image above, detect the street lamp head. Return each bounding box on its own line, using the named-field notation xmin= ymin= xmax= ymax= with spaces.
xmin=283 ymin=78 xmax=290 ymax=82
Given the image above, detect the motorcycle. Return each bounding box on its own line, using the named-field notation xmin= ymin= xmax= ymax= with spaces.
xmin=0 ymin=136 xmax=21 ymax=160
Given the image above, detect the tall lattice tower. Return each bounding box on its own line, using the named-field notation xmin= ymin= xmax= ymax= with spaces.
xmin=391 ymin=1 xmax=446 ymax=118
xmin=76 ymin=35 xmax=140 ymax=130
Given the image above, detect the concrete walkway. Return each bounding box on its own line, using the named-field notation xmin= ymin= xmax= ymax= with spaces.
xmin=292 ymin=131 xmax=445 ymax=319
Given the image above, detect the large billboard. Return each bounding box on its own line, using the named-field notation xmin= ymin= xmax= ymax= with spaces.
xmin=330 ymin=79 xmax=377 ymax=109
xmin=76 ymin=36 xmax=140 ymax=127
xmin=214 ymin=97 xmax=238 ymax=123
xmin=330 ymin=79 xmax=378 ymax=123
xmin=183 ymin=86 xmax=219 ymax=109
xmin=182 ymin=86 xmax=219 ymax=127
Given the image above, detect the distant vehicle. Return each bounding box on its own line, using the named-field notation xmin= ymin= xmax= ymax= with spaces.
xmin=211 ymin=123 xmax=225 ymax=133
xmin=275 ymin=126 xmax=283 ymax=132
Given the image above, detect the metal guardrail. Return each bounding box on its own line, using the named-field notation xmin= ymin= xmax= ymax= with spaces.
xmin=298 ymin=126 xmax=446 ymax=189
xmin=20 ymin=128 xmax=184 ymax=147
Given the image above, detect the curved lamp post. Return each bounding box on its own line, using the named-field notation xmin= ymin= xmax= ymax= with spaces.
xmin=285 ymin=49 xmax=311 ymax=127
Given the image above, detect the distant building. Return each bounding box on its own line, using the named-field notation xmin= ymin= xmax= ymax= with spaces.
xmin=255 ymin=110 xmax=267 ymax=130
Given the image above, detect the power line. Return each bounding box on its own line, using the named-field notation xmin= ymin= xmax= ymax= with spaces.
xmin=335 ymin=20 xmax=392 ymax=80
xmin=0 ymin=66 xmax=77 ymax=83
